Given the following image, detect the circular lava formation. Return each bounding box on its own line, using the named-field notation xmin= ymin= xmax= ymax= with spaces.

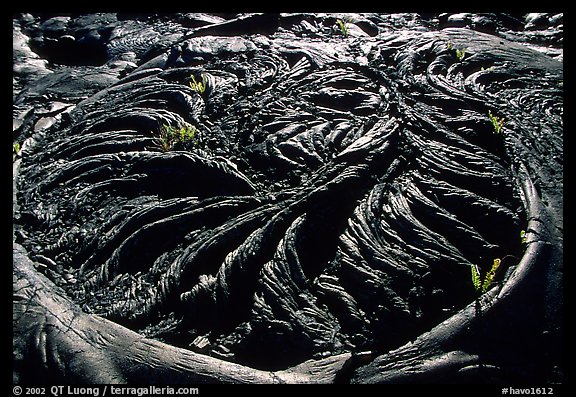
xmin=13 ymin=13 xmax=563 ymax=383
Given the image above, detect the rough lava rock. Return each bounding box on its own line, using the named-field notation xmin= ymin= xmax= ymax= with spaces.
xmin=13 ymin=13 xmax=563 ymax=384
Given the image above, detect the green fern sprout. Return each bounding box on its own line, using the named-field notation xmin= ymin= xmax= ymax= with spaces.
xmin=446 ymin=41 xmax=466 ymax=61
xmin=455 ymin=48 xmax=466 ymax=61
xmin=336 ymin=18 xmax=350 ymax=37
xmin=155 ymin=124 xmax=198 ymax=152
xmin=520 ymin=230 xmax=527 ymax=244
xmin=471 ymin=264 xmax=482 ymax=293
xmin=471 ymin=258 xmax=502 ymax=294
xmin=488 ymin=110 xmax=505 ymax=134
xmin=13 ymin=142 xmax=21 ymax=162
xmin=157 ymin=125 xmax=174 ymax=152
xmin=177 ymin=125 xmax=196 ymax=143
xmin=189 ymin=74 xmax=207 ymax=94
xmin=482 ymin=258 xmax=501 ymax=293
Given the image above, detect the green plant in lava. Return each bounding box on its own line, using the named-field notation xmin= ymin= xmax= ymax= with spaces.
xmin=189 ymin=73 xmax=207 ymax=94
xmin=471 ymin=258 xmax=502 ymax=295
xmin=520 ymin=230 xmax=527 ymax=245
xmin=488 ymin=110 xmax=505 ymax=134
xmin=470 ymin=257 xmax=503 ymax=370
xmin=155 ymin=124 xmax=199 ymax=152
xmin=455 ymin=47 xmax=466 ymax=61
xmin=446 ymin=41 xmax=466 ymax=61
xmin=336 ymin=17 xmax=350 ymax=37
xmin=13 ymin=142 xmax=21 ymax=161
xmin=471 ymin=264 xmax=482 ymax=293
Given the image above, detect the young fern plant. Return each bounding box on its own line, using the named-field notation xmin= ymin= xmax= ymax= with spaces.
xmin=189 ymin=73 xmax=207 ymax=94
xmin=471 ymin=258 xmax=502 ymax=295
xmin=13 ymin=142 xmax=21 ymax=161
xmin=155 ymin=124 xmax=199 ymax=152
xmin=446 ymin=41 xmax=466 ymax=61
xmin=472 ymin=229 xmax=527 ymax=295
xmin=336 ymin=17 xmax=350 ymax=37
xmin=157 ymin=125 xmax=174 ymax=152
xmin=488 ymin=110 xmax=505 ymax=134
xmin=520 ymin=230 xmax=527 ymax=245
xmin=455 ymin=48 xmax=466 ymax=61
xmin=471 ymin=264 xmax=482 ymax=293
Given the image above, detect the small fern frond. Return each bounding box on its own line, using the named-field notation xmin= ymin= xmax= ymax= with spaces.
xmin=471 ymin=264 xmax=482 ymax=293
xmin=482 ymin=258 xmax=501 ymax=293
